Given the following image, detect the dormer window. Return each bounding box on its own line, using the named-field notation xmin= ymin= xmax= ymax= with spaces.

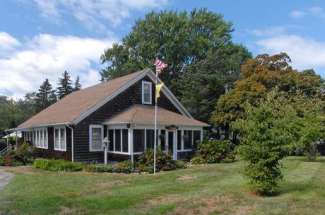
xmin=142 ymin=81 xmax=152 ymax=104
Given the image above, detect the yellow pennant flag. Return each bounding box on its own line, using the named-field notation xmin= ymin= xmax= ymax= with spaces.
xmin=155 ymin=83 xmax=164 ymax=99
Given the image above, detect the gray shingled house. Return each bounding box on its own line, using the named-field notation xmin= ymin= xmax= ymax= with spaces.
xmin=16 ymin=69 xmax=208 ymax=163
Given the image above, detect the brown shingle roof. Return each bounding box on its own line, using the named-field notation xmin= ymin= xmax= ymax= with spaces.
xmin=17 ymin=70 xmax=146 ymax=129
xmin=104 ymin=105 xmax=209 ymax=127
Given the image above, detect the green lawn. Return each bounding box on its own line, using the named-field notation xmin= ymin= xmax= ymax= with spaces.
xmin=1 ymin=157 xmax=325 ymax=215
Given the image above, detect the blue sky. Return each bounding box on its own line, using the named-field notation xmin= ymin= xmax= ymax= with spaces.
xmin=1 ymin=0 xmax=325 ymax=99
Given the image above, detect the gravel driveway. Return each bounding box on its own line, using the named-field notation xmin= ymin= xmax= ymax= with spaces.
xmin=0 ymin=169 xmax=13 ymax=190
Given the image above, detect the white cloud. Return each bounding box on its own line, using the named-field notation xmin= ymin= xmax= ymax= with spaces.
xmin=308 ymin=6 xmax=325 ymax=17
xmin=256 ymin=34 xmax=325 ymax=76
xmin=31 ymin=0 xmax=168 ymax=31
xmin=0 ymin=32 xmax=21 ymax=54
xmin=251 ymin=26 xmax=287 ymax=37
xmin=0 ymin=32 xmax=116 ymax=99
xmin=289 ymin=10 xmax=306 ymax=19
xmin=290 ymin=6 xmax=325 ymax=19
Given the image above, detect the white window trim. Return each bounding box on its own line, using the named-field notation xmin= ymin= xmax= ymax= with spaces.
xmin=33 ymin=128 xmax=48 ymax=149
xmin=89 ymin=125 xmax=104 ymax=152
xmin=142 ymin=81 xmax=152 ymax=105
xmin=54 ymin=126 xmax=67 ymax=151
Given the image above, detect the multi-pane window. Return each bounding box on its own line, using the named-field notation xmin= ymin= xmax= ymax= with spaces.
xmin=89 ymin=125 xmax=103 ymax=152
xmin=108 ymin=129 xmax=129 ymax=153
xmin=54 ymin=127 xmax=66 ymax=151
xmin=33 ymin=128 xmax=48 ymax=149
xmin=142 ymin=81 xmax=152 ymax=104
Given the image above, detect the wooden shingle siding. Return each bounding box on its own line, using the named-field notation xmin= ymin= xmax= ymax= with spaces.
xmin=73 ymin=77 xmax=181 ymax=162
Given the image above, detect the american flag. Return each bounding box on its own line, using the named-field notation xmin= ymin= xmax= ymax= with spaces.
xmin=154 ymin=58 xmax=167 ymax=73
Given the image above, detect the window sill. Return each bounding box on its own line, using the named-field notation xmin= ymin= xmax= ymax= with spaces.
xmin=36 ymin=146 xmax=48 ymax=149
xmin=177 ymin=149 xmax=193 ymax=152
xmin=108 ymin=151 xmax=130 ymax=155
xmin=89 ymin=149 xmax=103 ymax=152
xmin=54 ymin=148 xmax=67 ymax=152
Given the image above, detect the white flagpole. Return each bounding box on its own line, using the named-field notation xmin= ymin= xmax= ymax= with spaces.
xmin=153 ymin=69 xmax=158 ymax=175
xmin=154 ymin=67 xmax=160 ymax=175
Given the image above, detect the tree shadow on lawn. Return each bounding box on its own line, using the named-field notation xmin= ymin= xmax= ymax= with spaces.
xmin=278 ymin=180 xmax=315 ymax=196
xmin=285 ymin=156 xmax=325 ymax=163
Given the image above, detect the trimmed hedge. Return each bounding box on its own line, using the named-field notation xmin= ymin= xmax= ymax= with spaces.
xmin=33 ymin=158 xmax=83 ymax=172
xmin=84 ymin=161 xmax=132 ymax=173
xmin=33 ymin=151 xmax=187 ymax=174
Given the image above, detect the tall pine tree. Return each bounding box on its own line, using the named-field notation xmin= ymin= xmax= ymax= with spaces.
xmin=57 ymin=70 xmax=73 ymax=99
xmin=74 ymin=76 xmax=82 ymax=91
xmin=35 ymin=79 xmax=57 ymax=112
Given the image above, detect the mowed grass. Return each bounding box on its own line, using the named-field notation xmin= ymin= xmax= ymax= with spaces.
xmin=1 ymin=157 xmax=325 ymax=215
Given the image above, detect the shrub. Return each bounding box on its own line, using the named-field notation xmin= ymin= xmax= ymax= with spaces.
xmin=113 ymin=160 xmax=133 ymax=173
xmin=33 ymin=159 xmax=83 ymax=172
xmin=84 ymin=161 xmax=133 ymax=173
xmin=233 ymin=93 xmax=296 ymax=195
xmin=191 ymin=139 xmax=235 ymax=164
xmin=15 ymin=143 xmax=35 ymax=165
xmin=190 ymin=156 xmax=206 ymax=165
xmin=0 ymin=155 xmax=4 ymax=166
xmin=84 ymin=164 xmax=114 ymax=173
xmin=175 ymin=160 xmax=186 ymax=169
xmin=137 ymin=149 xmax=177 ymax=173
xmin=0 ymin=143 xmax=35 ymax=166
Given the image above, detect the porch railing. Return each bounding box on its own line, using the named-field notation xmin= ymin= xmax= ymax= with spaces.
xmin=0 ymin=145 xmax=7 ymax=155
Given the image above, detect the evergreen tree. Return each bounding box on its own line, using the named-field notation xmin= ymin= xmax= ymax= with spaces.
xmin=74 ymin=76 xmax=82 ymax=91
xmin=35 ymin=79 xmax=56 ymax=112
xmin=57 ymin=70 xmax=73 ymax=99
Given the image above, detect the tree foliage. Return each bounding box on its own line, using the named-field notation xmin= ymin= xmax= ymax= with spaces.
xmin=101 ymin=9 xmax=250 ymax=122
xmin=35 ymin=79 xmax=56 ymax=112
xmin=74 ymin=76 xmax=82 ymax=91
xmin=57 ymin=71 xmax=73 ymax=99
xmin=0 ymin=95 xmax=37 ymax=132
xmin=233 ymin=92 xmax=297 ymax=195
xmin=211 ymin=53 xmax=323 ymax=127
xmin=179 ymin=45 xmax=250 ymax=121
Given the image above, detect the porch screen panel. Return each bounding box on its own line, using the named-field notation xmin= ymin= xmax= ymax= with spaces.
xmin=54 ymin=128 xmax=60 ymax=149
xmin=193 ymin=131 xmax=201 ymax=149
xmin=122 ymin=129 xmax=128 ymax=152
xmin=108 ymin=130 xmax=114 ymax=151
xmin=184 ymin=130 xmax=193 ymax=150
xmin=146 ymin=129 xmax=154 ymax=149
xmin=177 ymin=131 xmax=182 ymax=150
xmin=60 ymin=128 xmax=66 ymax=150
xmin=115 ymin=130 xmax=121 ymax=151
xmin=160 ymin=130 xmax=166 ymax=151
xmin=133 ymin=129 xmax=145 ymax=153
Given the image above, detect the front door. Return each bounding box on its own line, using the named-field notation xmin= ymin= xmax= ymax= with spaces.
xmin=167 ymin=131 xmax=177 ymax=160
